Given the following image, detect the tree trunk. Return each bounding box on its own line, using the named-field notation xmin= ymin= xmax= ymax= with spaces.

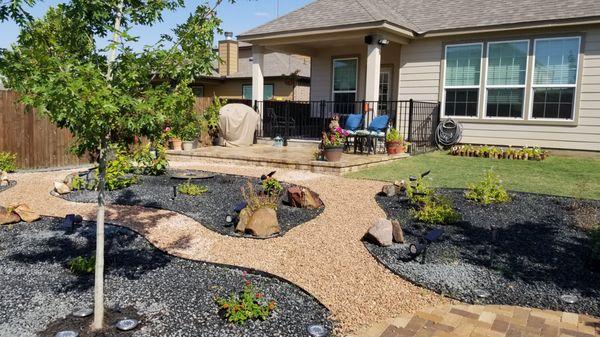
xmin=92 ymin=1 xmax=123 ymax=331
xmin=92 ymin=138 xmax=108 ymax=330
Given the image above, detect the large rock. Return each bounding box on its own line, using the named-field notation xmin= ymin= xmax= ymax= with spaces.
xmin=54 ymin=181 xmax=71 ymax=195
xmin=0 ymin=170 xmax=8 ymax=182
xmin=382 ymin=185 xmax=396 ymax=197
xmin=235 ymin=207 xmax=252 ymax=233
xmin=63 ymin=172 xmax=79 ymax=188
xmin=246 ymin=207 xmax=280 ymax=238
xmin=12 ymin=203 xmax=40 ymax=223
xmin=287 ymin=186 xmax=323 ymax=209
xmin=391 ymin=220 xmax=404 ymax=243
xmin=0 ymin=206 xmax=20 ymax=225
xmin=367 ymin=218 xmax=393 ymax=246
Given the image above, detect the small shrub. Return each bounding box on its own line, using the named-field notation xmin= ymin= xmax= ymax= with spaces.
xmin=0 ymin=152 xmax=17 ymax=172
xmin=411 ymin=196 xmax=460 ymax=225
xmin=385 ymin=128 xmax=401 ymax=143
xmin=70 ymin=175 xmax=86 ymax=190
xmin=215 ymin=273 xmax=276 ymax=325
xmin=262 ymin=178 xmax=283 ymax=197
xmin=68 ymin=255 xmax=95 ymax=275
xmin=406 ymin=176 xmax=434 ymax=205
xmin=178 ymin=180 xmax=208 ymax=196
xmin=86 ymin=147 xmax=137 ymax=191
xmin=132 ymin=143 xmax=169 ymax=176
xmin=465 ymin=170 xmax=511 ymax=205
xmin=242 ymin=181 xmax=280 ymax=212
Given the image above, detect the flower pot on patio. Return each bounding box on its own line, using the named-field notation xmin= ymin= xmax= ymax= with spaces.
xmin=323 ymin=146 xmax=343 ymax=162
xmin=385 ymin=141 xmax=405 ymax=155
xmin=170 ymin=138 xmax=183 ymax=150
xmin=182 ymin=141 xmax=195 ymax=151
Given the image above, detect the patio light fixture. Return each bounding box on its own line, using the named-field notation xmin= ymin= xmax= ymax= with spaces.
xmin=116 ymin=318 xmax=140 ymax=331
xmin=378 ymin=38 xmax=390 ymax=46
xmin=54 ymin=331 xmax=78 ymax=337
xmin=560 ymin=294 xmax=578 ymax=304
xmin=72 ymin=308 xmax=93 ymax=318
xmin=307 ymin=324 xmax=328 ymax=337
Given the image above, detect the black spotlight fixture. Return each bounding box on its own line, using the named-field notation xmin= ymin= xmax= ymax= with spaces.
xmin=409 ymin=243 xmax=426 ymax=256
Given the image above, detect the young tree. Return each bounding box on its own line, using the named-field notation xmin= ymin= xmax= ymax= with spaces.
xmin=0 ymin=0 xmax=233 ymax=330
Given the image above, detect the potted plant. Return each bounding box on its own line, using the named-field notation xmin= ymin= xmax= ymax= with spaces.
xmin=165 ymin=127 xmax=182 ymax=150
xmin=321 ymin=127 xmax=348 ymax=162
xmin=180 ymin=122 xmax=200 ymax=151
xmin=385 ymin=128 xmax=405 ymax=155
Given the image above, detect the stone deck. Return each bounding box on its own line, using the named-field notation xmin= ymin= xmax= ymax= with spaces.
xmin=353 ymin=304 xmax=600 ymax=337
xmin=167 ymin=143 xmax=408 ymax=175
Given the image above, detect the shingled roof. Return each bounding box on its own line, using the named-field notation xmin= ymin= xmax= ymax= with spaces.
xmin=239 ymin=0 xmax=600 ymax=37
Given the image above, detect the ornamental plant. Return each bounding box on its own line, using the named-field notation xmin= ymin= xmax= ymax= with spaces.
xmin=242 ymin=181 xmax=280 ymax=212
xmin=0 ymin=152 xmax=17 ymax=172
xmin=385 ymin=128 xmax=401 ymax=143
xmin=215 ymin=272 xmax=276 ymax=325
xmin=465 ymin=170 xmax=511 ymax=205
xmin=0 ymin=0 xmax=234 ymax=329
xmin=321 ymin=127 xmax=348 ymax=149
xmin=68 ymin=255 xmax=95 ymax=275
xmin=262 ymin=177 xmax=283 ymax=197
xmin=202 ymin=96 xmax=225 ymax=138
xmin=411 ymin=196 xmax=460 ymax=225
xmin=131 ymin=143 xmax=169 ymax=176
xmin=178 ymin=179 xmax=208 ymax=196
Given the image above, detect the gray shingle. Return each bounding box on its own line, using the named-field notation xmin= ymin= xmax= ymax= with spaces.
xmin=240 ymin=0 xmax=600 ymax=36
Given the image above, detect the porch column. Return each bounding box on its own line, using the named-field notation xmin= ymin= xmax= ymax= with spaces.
xmin=252 ymin=45 xmax=265 ymax=111
xmin=365 ymin=42 xmax=382 ymax=118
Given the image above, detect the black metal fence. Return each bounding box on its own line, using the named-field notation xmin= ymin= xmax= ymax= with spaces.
xmin=248 ymin=99 xmax=440 ymax=153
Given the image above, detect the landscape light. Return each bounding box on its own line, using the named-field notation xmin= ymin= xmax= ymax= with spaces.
xmin=116 ymin=319 xmax=139 ymax=331
xmin=378 ymin=39 xmax=390 ymax=46
xmin=172 ymin=185 xmax=177 ymax=199
xmin=72 ymin=308 xmax=93 ymax=318
xmin=409 ymin=243 xmax=426 ymax=256
xmin=54 ymin=331 xmax=78 ymax=337
xmin=307 ymin=324 xmax=328 ymax=337
xmin=560 ymin=294 xmax=578 ymax=304
xmin=474 ymin=289 xmax=490 ymax=299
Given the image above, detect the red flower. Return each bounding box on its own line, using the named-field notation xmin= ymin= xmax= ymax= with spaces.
xmin=256 ymin=293 xmax=264 ymax=299
xmin=245 ymin=280 xmax=251 ymax=286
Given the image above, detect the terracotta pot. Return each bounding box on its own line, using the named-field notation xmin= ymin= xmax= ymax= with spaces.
xmin=386 ymin=141 xmax=405 ymax=155
xmin=182 ymin=141 xmax=194 ymax=151
xmin=170 ymin=138 xmax=183 ymax=150
xmin=323 ymin=147 xmax=343 ymax=162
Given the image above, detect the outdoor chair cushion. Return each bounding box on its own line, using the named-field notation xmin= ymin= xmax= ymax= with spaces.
xmin=368 ymin=115 xmax=389 ymax=132
xmin=344 ymin=114 xmax=363 ymax=131
xmin=370 ymin=131 xmax=386 ymax=137
xmin=355 ymin=130 xmax=370 ymax=136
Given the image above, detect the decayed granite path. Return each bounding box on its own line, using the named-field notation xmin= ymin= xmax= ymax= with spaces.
xmin=0 ymin=162 xmax=448 ymax=334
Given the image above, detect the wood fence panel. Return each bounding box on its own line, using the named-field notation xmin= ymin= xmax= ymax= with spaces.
xmin=0 ymin=90 xmax=89 ymax=169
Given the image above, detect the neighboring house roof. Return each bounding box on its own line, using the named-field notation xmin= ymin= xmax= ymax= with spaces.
xmin=240 ymin=0 xmax=600 ymax=37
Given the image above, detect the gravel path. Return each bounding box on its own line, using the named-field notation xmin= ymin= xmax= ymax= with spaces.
xmin=59 ymin=172 xmax=323 ymax=239
xmin=0 ymin=218 xmax=332 ymax=337
xmin=0 ymin=163 xmax=448 ymax=334
xmin=367 ymin=189 xmax=600 ymax=316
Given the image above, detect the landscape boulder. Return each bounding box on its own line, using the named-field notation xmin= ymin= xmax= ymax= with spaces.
xmin=12 ymin=203 xmax=40 ymax=223
xmin=0 ymin=206 xmax=20 ymax=226
xmin=394 ymin=180 xmax=407 ymax=192
xmin=287 ymin=186 xmax=323 ymax=209
xmin=381 ymin=184 xmax=396 ymax=197
xmin=245 ymin=207 xmax=280 ymax=238
xmin=54 ymin=181 xmax=71 ymax=195
xmin=63 ymin=172 xmax=79 ymax=189
xmin=391 ymin=220 xmax=404 ymax=243
xmin=0 ymin=170 xmax=8 ymax=187
xmin=366 ymin=218 xmax=393 ymax=247
xmin=235 ymin=207 xmax=252 ymax=233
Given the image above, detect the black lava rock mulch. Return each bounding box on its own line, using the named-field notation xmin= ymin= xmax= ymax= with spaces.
xmin=366 ymin=189 xmax=600 ymax=316
xmin=0 ymin=180 xmax=16 ymax=193
xmin=0 ymin=218 xmax=333 ymax=337
xmin=59 ymin=171 xmax=324 ymax=239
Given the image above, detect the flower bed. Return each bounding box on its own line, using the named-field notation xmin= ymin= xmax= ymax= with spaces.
xmin=366 ymin=189 xmax=600 ymax=316
xmin=0 ymin=218 xmax=333 ymax=336
xmin=58 ymin=170 xmax=324 ymax=239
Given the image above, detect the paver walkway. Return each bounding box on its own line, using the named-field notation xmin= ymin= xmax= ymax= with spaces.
xmin=352 ymin=304 xmax=600 ymax=337
xmin=2 ymin=162 xmax=599 ymax=337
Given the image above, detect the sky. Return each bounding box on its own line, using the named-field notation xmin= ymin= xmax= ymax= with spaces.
xmin=0 ymin=0 xmax=313 ymax=50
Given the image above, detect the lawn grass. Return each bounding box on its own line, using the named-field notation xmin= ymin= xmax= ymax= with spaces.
xmin=346 ymin=151 xmax=600 ymax=200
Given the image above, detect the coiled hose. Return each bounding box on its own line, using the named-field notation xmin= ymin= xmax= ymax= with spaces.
xmin=435 ymin=119 xmax=463 ymax=150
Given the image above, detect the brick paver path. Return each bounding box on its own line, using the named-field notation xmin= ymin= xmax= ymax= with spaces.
xmin=353 ymin=304 xmax=600 ymax=337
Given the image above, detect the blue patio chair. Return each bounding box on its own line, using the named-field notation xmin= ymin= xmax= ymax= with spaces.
xmin=342 ymin=114 xmax=363 ymax=152
xmin=355 ymin=115 xmax=390 ymax=154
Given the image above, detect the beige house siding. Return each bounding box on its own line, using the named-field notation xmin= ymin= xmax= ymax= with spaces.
xmin=394 ymin=26 xmax=600 ymax=151
xmin=202 ymin=78 xmax=308 ymax=101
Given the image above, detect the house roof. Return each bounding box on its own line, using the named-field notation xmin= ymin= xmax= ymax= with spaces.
xmin=239 ymin=0 xmax=600 ymax=37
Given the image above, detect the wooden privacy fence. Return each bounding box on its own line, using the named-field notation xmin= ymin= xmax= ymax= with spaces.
xmin=0 ymin=90 xmax=90 ymax=169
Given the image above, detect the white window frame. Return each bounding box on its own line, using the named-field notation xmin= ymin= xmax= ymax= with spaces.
xmin=528 ymin=36 xmax=581 ymax=121
xmin=441 ymin=42 xmax=484 ymax=119
xmin=483 ymin=39 xmax=530 ymax=120
xmin=331 ymin=57 xmax=359 ymax=102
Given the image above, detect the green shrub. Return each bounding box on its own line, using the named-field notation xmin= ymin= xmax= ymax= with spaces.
xmin=70 ymin=175 xmax=86 ymax=190
xmin=411 ymin=196 xmax=460 ymax=225
xmin=68 ymin=255 xmax=95 ymax=275
xmin=385 ymin=128 xmax=401 ymax=143
xmin=262 ymin=178 xmax=283 ymax=197
xmin=0 ymin=152 xmax=17 ymax=172
xmin=178 ymin=180 xmax=208 ymax=196
xmin=132 ymin=143 xmax=169 ymax=176
xmin=215 ymin=276 xmax=276 ymax=325
xmin=104 ymin=148 xmax=137 ymax=190
xmin=591 ymin=224 xmax=600 ymax=261
xmin=179 ymin=122 xmax=201 ymax=141
xmin=406 ymin=176 xmax=434 ymax=205
xmin=203 ymin=96 xmax=225 ymax=137
xmin=465 ymin=170 xmax=511 ymax=205
xmin=242 ymin=181 xmax=279 ymax=212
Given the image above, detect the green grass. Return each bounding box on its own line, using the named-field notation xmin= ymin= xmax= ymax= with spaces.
xmin=346 ymin=151 xmax=600 ymax=200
